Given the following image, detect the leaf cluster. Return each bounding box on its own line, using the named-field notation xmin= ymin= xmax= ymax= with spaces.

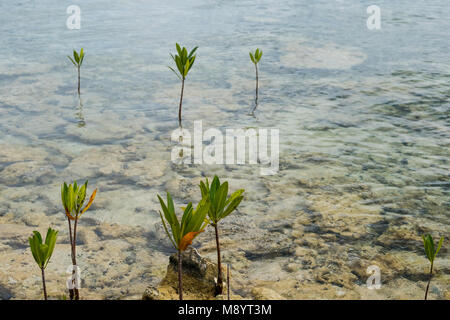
xmin=29 ymin=228 xmax=58 ymax=269
xmin=199 ymin=175 xmax=244 ymax=225
xmin=68 ymin=48 xmax=85 ymax=68
xmin=158 ymin=192 xmax=209 ymax=251
xmin=61 ymin=180 xmax=97 ymax=220
xmin=423 ymin=235 xmax=444 ymax=263
xmin=249 ymin=48 xmax=263 ymax=64
xmin=169 ymin=43 xmax=198 ymax=80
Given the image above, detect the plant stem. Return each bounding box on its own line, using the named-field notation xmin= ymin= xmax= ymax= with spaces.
xmin=67 ymin=216 xmax=75 ymax=300
xmin=214 ymin=224 xmax=223 ymax=295
xmin=77 ymin=66 xmax=81 ymax=95
xmin=41 ymin=268 xmax=47 ymax=300
xmin=255 ymin=63 xmax=259 ymax=106
xmin=425 ymin=261 xmax=433 ymax=300
xmin=73 ymin=217 xmax=78 ymax=264
xmin=178 ymin=78 xmax=185 ymax=128
xmin=73 ymin=217 xmax=80 ymax=300
xmin=178 ymin=249 xmax=183 ymax=300
xmin=67 ymin=217 xmax=74 ymax=262
xmin=227 ymin=263 xmax=230 ymax=300
xmin=251 ymin=63 xmax=259 ymax=114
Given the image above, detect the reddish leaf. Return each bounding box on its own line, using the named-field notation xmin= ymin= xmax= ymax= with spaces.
xmin=179 ymin=231 xmax=203 ymax=251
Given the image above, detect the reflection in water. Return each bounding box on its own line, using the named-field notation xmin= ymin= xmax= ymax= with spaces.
xmin=76 ymin=94 xmax=86 ymax=128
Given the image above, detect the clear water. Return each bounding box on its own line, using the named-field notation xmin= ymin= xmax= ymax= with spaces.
xmin=0 ymin=0 xmax=448 ymax=299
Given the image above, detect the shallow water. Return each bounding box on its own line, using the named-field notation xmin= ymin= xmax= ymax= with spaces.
xmin=0 ymin=0 xmax=449 ymax=299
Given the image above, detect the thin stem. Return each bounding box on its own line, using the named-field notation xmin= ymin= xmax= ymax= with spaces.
xmin=214 ymin=224 xmax=223 ymax=295
xmin=255 ymin=63 xmax=259 ymax=106
xmin=73 ymin=217 xmax=78 ymax=264
xmin=77 ymin=66 xmax=81 ymax=95
xmin=178 ymin=249 xmax=183 ymax=300
xmin=178 ymin=78 xmax=185 ymax=128
xmin=251 ymin=63 xmax=259 ymax=114
xmin=41 ymin=268 xmax=47 ymax=300
xmin=73 ymin=216 xmax=80 ymax=300
xmin=425 ymin=261 xmax=433 ymax=300
xmin=227 ymin=263 xmax=230 ymax=300
xmin=67 ymin=216 xmax=75 ymax=300
xmin=67 ymin=217 xmax=74 ymax=263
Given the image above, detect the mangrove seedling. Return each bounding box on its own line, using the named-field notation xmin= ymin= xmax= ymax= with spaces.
xmin=249 ymin=48 xmax=262 ymax=114
xmin=61 ymin=180 xmax=97 ymax=300
xmin=68 ymin=48 xmax=85 ymax=95
xmin=157 ymin=192 xmax=209 ymax=300
xmin=422 ymin=234 xmax=444 ymax=300
xmin=29 ymin=227 xmax=58 ymax=300
xmin=199 ymin=176 xmax=244 ymax=295
xmin=168 ymin=43 xmax=198 ymax=128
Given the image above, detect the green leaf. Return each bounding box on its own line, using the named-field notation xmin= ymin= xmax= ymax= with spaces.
xmin=249 ymin=52 xmax=255 ymax=64
xmin=61 ymin=183 xmax=66 ymax=208
xmin=33 ymin=231 xmax=43 ymax=244
xmin=158 ymin=193 xmax=180 ymax=245
xmin=68 ymin=56 xmax=77 ymax=67
xmin=257 ymin=49 xmax=263 ymax=62
xmin=38 ymin=243 xmax=49 ymax=267
xmin=79 ymin=49 xmax=85 ymax=66
xmin=73 ymin=50 xmax=80 ymax=64
xmin=175 ymin=55 xmax=183 ymax=76
xmin=184 ymin=59 xmax=190 ymax=77
xmin=434 ymin=236 xmax=444 ymax=259
xmin=29 ymin=235 xmax=42 ymax=267
xmin=188 ymin=46 xmax=198 ymax=59
xmin=221 ymin=195 xmax=243 ymax=219
xmin=159 ymin=210 xmax=177 ymax=250
xmin=157 ymin=194 xmax=173 ymax=226
xmin=167 ymin=192 xmax=175 ymax=216
xmin=180 ymin=202 xmax=193 ymax=236
xmin=224 ymin=189 xmax=244 ymax=207
xmin=181 ymin=47 xmax=188 ymax=65
xmin=184 ymin=198 xmax=209 ymax=235
xmin=77 ymin=184 xmax=87 ymax=210
xmin=168 ymin=66 xmax=182 ymax=80
xmin=44 ymin=229 xmax=58 ymax=267
xmin=68 ymin=184 xmax=74 ymax=213
xmin=214 ymin=182 xmax=228 ymax=217
xmin=188 ymin=56 xmax=196 ymax=72
xmin=423 ymin=235 xmax=433 ymax=262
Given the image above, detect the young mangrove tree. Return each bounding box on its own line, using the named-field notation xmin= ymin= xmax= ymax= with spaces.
xmin=199 ymin=176 xmax=244 ymax=295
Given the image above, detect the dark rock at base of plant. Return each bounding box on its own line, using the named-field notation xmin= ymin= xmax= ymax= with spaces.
xmin=142 ymin=248 xmax=241 ymax=300
xmin=169 ymin=247 xmax=208 ymax=277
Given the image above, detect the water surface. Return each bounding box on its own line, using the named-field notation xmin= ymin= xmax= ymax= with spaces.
xmin=0 ymin=0 xmax=448 ymax=299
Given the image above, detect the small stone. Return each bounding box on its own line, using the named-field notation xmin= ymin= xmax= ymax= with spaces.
xmin=142 ymin=286 xmax=160 ymax=300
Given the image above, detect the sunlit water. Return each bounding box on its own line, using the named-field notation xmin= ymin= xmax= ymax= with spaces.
xmin=0 ymin=0 xmax=448 ymax=299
